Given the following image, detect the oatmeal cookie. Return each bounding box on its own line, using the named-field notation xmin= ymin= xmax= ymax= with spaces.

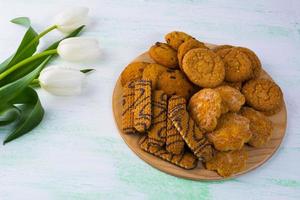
xmin=219 ymin=81 xmax=242 ymax=91
xmin=236 ymin=47 xmax=262 ymax=78
xmin=177 ymin=38 xmax=208 ymax=69
xmin=182 ymin=48 xmax=225 ymax=88
xmin=242 ymin=79 xmax=283 ymax=115
xmin=217 ymin=48 xmax=252 ymax=82
xmin=157 ymin=69 xmax=198 ymax=100
xmin=213 ymin=45 xmax=233 ymax=53
xmin=215 ymin=85 xmax=245 ymax=114
xmin=165 ymin=31 xmax=193 ymax=50
xmin=240 ymin=107 xmax=273 ymax=147
xmin=149 ymin=42 xmax=178 ymax=68
xmin=188 ymin=88 xmax=222 ymax=132
xmin=121 ymin=62 xmax=149 ymax=86
xmin=205 ymin=149 xmax=248 ymax=177
xmin=207 ymin=113 xmax=252 ymax=151
xmin=142 ymin=63 xmax=168 ymax=89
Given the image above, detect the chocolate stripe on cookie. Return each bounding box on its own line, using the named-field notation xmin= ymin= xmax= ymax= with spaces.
xmin=168 ymin=95 xmax=213 ymax=160
xmin=139 ymin=136 xmax=198 ymax=170
xmin=134 ymin=79 xmax=152 ymax=132
xmin=148 ymin=90 xmax=167 ymax=146
xmin=166 ymin=115 xmax=185 ymax=155
xmin=122 ymin=81 xmax=135 ymax=134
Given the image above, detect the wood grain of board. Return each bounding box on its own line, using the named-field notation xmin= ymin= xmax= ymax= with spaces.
xmin=112 ymin=44 xmax=287 ymax=181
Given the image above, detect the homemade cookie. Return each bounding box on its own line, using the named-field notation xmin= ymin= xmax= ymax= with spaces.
xmin=166 ymin=113 xmax=185 ymax=155
xmin=188 ymin=89 xmax=222 ymax=132
xmin=122 ymin=81 xmax=135 ymax=134
xmin=219 ymin=81 xmax=242 ymax=91
xmin=215 ymin=85 xmax=245 ymax=114
xmin=121 ymin=62 xmax=149 ymax=86
xmin=134 ymin=79 xmax=152 ymax=132
xmin=157 ymin=69 xmax=197 ymax=100
xmin=240 ymin=107 xmax=273 ymax=147
xmin=142 ymin=63 xmax=168 ymax=89
xmin=205 ymin=149 xmax=248 ymax=177
xmin=182 ymin=48 xmax=225 ymax=88
xmin=140 ymin=136 xmax=198 ymax=170
xmin=207 ymin=113 xmax=252 ymax=151
xmin=165 ymin=31 xmax=193 ymax=50
xmin=217 ymin=47 xmax=252 ymax=82
xmin=149 ymin=42 xmax=178 ymax=68
xmin=148 ymin=90 xmax=168 ymax=146
xmin=236 ymin=47 xmax=262 ymax=78
xmin=242 ymin=79 xmax=283 ymax=115
xmin=168 ymin=96 xmax=214 ymax=161
xmin=213 ymin=45 xmax=233 ymax=53
xmin=177 ymin=38 xmax=208 ymax=69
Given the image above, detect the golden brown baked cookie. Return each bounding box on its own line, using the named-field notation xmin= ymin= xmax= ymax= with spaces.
xmin=139 ymin=136 xmax=198 ymax=169
xmin=207 ymin=113 xmax=252 ymax=151
xmin=122 ymin=81 xmax=135 ymax=134
xmin=149 ymin=42 xmax=178 ymax=68
xmin=168 ymin=96 xmax=214 ymax=161
xmin=205 ymin=149 xmax=248 ymax=177
xmin=219 ymin=81 xmax=242 ymax=91
xmin=157 ymin=69 xmax=198 ymax=100
xmin=165 ymin=31 xmax=193 ymax=50
xmin=240 ymin=107 xmax=273 ymax=147
xmin=213 ymin=45 xmax=233 ymax=53
xmin=188 ymin=88 xmax=222 ymax=132
xmin=166 ymin=116 xmax=185 ymax=155
xmin=242 ymin=79 xmax=283 ymax=115
xmin=182 ymin=48 xmax=225 ymax=88
xmin=215 ymin=85 xmax=245 ymax=114
xmin=142 ymin=63 xmax=168 ymax=89
xmin=236 ymin=47 xmax=262 ymax=78
xmin=134 ymin=79 xmax=152 ymax=132
xmin=148 ymin=90 xmax=168 ymax=146
xmin=177 ymin=39 xmax=208 ymax=69
xmin=121 ymin=62 xmax=149 ymax=86
xmin=217 ymin=48 xmax=252 ymax=82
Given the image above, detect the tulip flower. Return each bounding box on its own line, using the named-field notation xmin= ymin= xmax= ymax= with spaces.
xmin=0 ymin=37 xmax=100 ymax=80
xmin=57 ymin=37 xmax=101 ymax=62
xmin=53 ymin=7 xmax=89 ymax=34
xmin=39 ymin=65 xmax=86 ymax=96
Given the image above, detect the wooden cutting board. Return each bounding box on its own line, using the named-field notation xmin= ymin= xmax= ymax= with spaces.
xmin=112 ymin=44 xmax=287 ymax=180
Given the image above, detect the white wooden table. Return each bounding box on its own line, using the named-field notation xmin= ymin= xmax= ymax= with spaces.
xmin=0 ymin=0 xmax=299 ymax=199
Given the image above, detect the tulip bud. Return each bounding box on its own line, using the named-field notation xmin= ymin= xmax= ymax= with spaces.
xmin=54 ymin=7 xmax=89 ymax=34
xmin=39 ymin=65 xmax=86 ymax=96
xmin=57 ymin=37 xmax=101 ymax=62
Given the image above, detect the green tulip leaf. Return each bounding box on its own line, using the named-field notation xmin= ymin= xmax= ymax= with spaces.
xmin=0 ymin=58 xmax=48 ymax=109
xmin=0 ymin=20 xmax=39 ymax=74
xmin=11 ymin=17 xmax=31 ymax=28
xmin=80 ymin=68 xmax=95 ymax=74
xmin=0 ymin=25 xmax=85 ymax=86
xmin=3 ymin=87 xmax=44 ymax=144
xmin=0 ymin=106 xmax=20 ymax=126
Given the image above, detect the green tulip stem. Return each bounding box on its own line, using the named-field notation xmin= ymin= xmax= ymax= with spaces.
xmin=0 ymin=49 xmax=57 ymax=80
xmin=17 ymin=25 xmax=58 ymax=60
xmin=27 ymin=25 xmax=57 ymax=48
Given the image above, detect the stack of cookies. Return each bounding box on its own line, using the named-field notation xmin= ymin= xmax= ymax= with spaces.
xmin=121 ymin=31 xmax=283 ymax=177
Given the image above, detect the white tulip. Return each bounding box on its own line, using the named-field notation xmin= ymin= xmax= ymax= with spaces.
xmin=53 ymin=7 xmax=89 ymax=34
xmin=57 ymin=37 xmax=101 ymax=62
xmin=39 ymin=65 xmax=86 ymax=96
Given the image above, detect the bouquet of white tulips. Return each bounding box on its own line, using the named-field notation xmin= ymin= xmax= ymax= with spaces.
xmin=0 ymin=7 xmax=100 ymax=144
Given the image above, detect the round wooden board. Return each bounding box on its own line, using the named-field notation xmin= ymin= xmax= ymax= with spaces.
xmin=112 ymin=44 xmax=287 ymax=181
